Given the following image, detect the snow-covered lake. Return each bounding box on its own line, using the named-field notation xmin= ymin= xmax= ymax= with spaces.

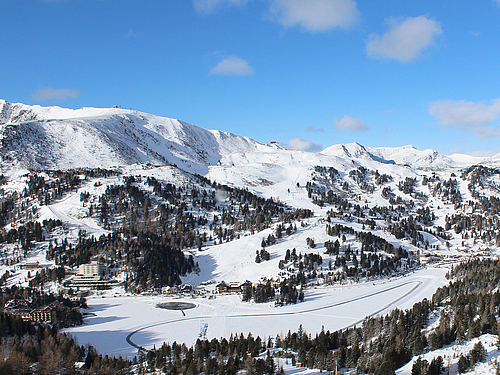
xmin=66 ymin=266 xmax=448 ymax=359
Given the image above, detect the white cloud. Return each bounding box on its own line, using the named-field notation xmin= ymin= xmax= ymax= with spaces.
xmin=429 ymin=99 xmax=500 ymax=139
xmin=333 ymin=115 xmax=368 ymax=132
xmin=306 ymin=126 xmax=325 ymax=133
xmin=32 ymin=88 xmax=81 ymax=102
xmin=268 ymin=0 xmax=360 ymax=32
xmin=210 ymin=56 xmax=254 ymax=76
xmin=366 ymin=16 xmax=442 ymax=62
xmin=193 ymin=0 xmax=248 ymax=14
xmin=286 ymin=137 xmax=323 ymax=152
xmin=429 ymin=99 xmax=500 ymax=128
xmin=469 ymin=128 xmax=500 ymax=139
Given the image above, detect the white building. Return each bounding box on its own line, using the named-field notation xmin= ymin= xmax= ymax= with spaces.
xmin=78 ymin=261 xmax=106 ymax=277
xmin=66 ymin=261 xmax=120 ymax=290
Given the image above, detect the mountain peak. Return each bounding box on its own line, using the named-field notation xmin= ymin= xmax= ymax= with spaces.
xmin=0 ymin=101 xmax=261 ymax=174
xmin=321 ymin=142 xmax=373 ymax=159
xmin=0 ymin=100 xmax=495 ymax=175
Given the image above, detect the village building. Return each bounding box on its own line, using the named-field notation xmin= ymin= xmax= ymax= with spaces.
xmin=258 ymin=277 xmax=281 ymax=288
xmin=228 ymin=283 xmax=243 ymax=293
xmin=216 ymin=280 xmax=253 ymax=294
xmin=179 ymin=284 xmax=193 ymax=293
xmin=20 ymin=262 xmax=39 ymax=270
xmin=3 ymin=300 xmax=55 ymax=324
xmin=216 ymin=282 xmax=229 ymax=293
xmin=79 ymin=260 xmax=107 ymax=277
xmin=30 ymin=306 xmax=54 ymax=324
xmin=66 ymin=261 xmax=121 ymax=290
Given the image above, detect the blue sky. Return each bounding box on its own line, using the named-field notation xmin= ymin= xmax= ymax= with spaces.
xmin=2 ymin=0 xmax=500 ymax=156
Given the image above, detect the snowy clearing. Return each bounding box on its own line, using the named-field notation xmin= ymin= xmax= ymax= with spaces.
xmin=66 ymin=266 xmax=448 ymax=359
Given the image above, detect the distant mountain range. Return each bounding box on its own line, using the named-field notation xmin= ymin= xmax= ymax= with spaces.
xmin=0 ymin=99 xmax=496 ymax=176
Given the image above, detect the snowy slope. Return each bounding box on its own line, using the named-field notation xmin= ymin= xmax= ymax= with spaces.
xmin=1 ymin=100 xmax=497 ymax=179
xmin=0 ymin=100 xmax=263 ymax=174
xmin=321 ymin=142 xmax=485 ymax=170
xmin=396 ymin=334 xmax=499 ymax=375
xmin=4 ymin=100 xmax=500 ymax=368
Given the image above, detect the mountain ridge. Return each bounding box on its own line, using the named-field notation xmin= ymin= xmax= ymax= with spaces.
xmin=0 ymin=100 xmax=262 ymax=175
xmin=0 ymin=100 xmax=495 ymax=176
xmin=3 ymin=100 xmax=500 ymax=374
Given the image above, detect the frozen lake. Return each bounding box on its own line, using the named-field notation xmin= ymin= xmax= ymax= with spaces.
xmin=66 ymin=266 xmax=448 ymax=358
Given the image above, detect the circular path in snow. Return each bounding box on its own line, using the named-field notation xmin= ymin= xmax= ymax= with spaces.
xmin=126 ymin=280 xmax=422 ymax=352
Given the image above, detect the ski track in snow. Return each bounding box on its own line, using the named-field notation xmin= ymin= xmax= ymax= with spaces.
xmin=66 ymin=267 xmax=448 ymax=359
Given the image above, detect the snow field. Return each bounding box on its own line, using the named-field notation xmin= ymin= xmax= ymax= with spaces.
xmin=65 ymin=267 xmax=448 ymax=358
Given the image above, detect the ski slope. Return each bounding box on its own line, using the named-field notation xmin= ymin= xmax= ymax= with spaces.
xmin=3 ymin=100 xmax=500 ymax=372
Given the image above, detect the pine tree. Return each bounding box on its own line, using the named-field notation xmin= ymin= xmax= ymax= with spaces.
xmin=426 ymin=356 xmax=444 ymax=375
xmin=457 ymin=355 xmax=470 ymax=374
xmin=411 ymin=357 xmax=428 ymax=375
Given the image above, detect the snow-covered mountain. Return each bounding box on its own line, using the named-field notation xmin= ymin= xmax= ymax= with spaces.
xmin=4 ymin=99 xmax=500 ymax=371
xmin=1 ymin=100 xmax=496 ymax=177
xmin=321 ymin=142 xmax=487 ymax=170
xmin=0 ymin=100 xmax=263 ymax=174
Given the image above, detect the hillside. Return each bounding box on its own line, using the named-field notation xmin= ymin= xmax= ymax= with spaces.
xmin=321 ymin=142 xmax=488 ymax=170
xmin=2 ymin=100 xmax=500 ymax=373
xmin=0 ymin=99 xmax=262 ymax=175
xmin=2 ymin=101 xmax=500 ymax=293
xmin=1 ymin=100 xmax=497 ymax=176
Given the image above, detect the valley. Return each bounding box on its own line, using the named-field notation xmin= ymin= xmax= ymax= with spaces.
xmin=67 ymin=267 xmax=448 ymax=359
xmin=1 ymin=101 xmax=500 ymax=374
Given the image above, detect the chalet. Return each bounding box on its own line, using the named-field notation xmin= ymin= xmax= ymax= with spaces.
xmin=161 ymin=286 xmax=176 ymax=294
xmin=259 ymin=277 xmax=281 ymax=288
xmin=228 ymin=284 xmax=242 ymax=293
xmin=3 ymin=300 xmax=31 ymax=321
xmin=3 ymin=300 xmax=55 ymax=324
xmin=30 ymin=306 xmax=54 ymax=324
xmin=216 ymin=281 xmax=253 ymax=294
xmin=20 ymin=262 xmax=39 ymax=270
xmin=179 ymin=284 xmax=193 ymax=293
xmin=18 ymin=310 xmax=33 ymax=322
xmin=216 ymin=282 xmax=229 ymax=293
